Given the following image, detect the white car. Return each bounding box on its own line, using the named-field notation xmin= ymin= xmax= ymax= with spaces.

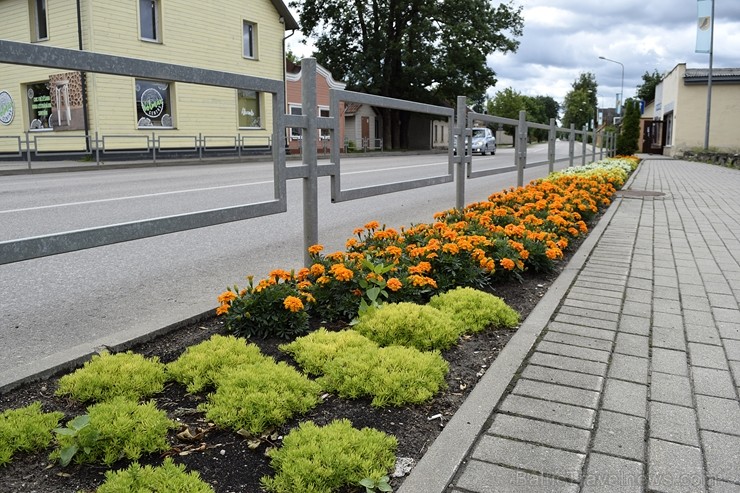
xmin=453 ymin=127 xmax=496 ymax=156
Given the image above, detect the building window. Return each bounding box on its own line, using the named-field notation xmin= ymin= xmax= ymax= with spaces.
xmin=26 ymin=81 xmax=52 ymax=130
xmin=289 ymin=104 xmax=302 ymax=139
xmin=136 ymin=79 xmax=173 ymax=128
xmin=243 ymin=21 xmax=257 ymax=59
xmin=139 ymin=0 xmax=161 ymax=42
xmin=319 ymin=107 xmax=330 ymax=139
xmin=30 ymin=0 xmax=48 ymax=41
xmin=238 ymin=90 xmax=261 ymax=128
xmin=664 ymin=112 xmax=673 ymax=146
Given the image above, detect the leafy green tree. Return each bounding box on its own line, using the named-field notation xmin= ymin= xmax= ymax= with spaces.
xmin=487 ymin=88 xmax=525 ymax=136
xmin=562 ymin=72 xmax=598 ymax=138
xmin=291 ymin=0 xmax=524 ymax=149
xmin=616 ymin=98 xmax=640 ymax=155
xmin=635 ymin=69 xmax=662 ymax=103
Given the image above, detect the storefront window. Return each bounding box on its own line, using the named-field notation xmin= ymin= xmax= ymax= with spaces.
xmin=26 ymin=81 xmax=52 ymax=130
xmin=136 ymin=79 xmax=173 ymax=128
xmin=237 ymin=90 xmax=261 ymax=128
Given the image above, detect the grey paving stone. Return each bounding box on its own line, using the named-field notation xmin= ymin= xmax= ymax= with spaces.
xmin=529 ymin=352 xmax=608 ymax=376
xmin=619 ymin=315 xmax=651 ymax=336
xmin=709 ymin=293 xmax=740 ymax=310
xmin=563 ymin=298 xmax=622 ymax=314
xmin=682 ymin=295 xmax=712 ymax=312
xmin=705 ymin=282 xmax=734 ymax=296
xmin=655 ymin=297 xmax=682 ymax=315
xmin=686 ymin=323 xmax=722 ymax=346
xmin=655 ymin=266 xmax=678 ymax=278
xmin=581 ymin=453 xmax=644 ymax=493
xmin=681 ymin=283 xmax=709 ymax=298
xmin=692 ymin=367 xmax=737 ymax=398
xmin=650 ymin=372 xmax=694 ymax=407
xmin=627 ymin=276 xmax=653 ymax=291
xmin=455 ymin=460 xmax=580 ymax=493
xmin=689 ymin=343 xmax=730 ymax=370
xmin=608 ymin=353 xmax=649 ymax=384
xmin=696 ymin=395 xmax=740 ymax=435
xmin=648 ymin=439 xmax=706 ymax=493
xmin=566 ymin=291 xmax=622 ymax=305
xmin=548 ymin=322 xmax=616 ymax=342
xmin=653 ymin=311 xmax=684 ymax=330
xmin=614 ymin=332 xmax=650 ymax=358
xmin=535 ymin=341 xmax=611 ymax=364
xmin=718 ymin=322 xmax=740 ymax=341
xmin=709 ymin=479 xmax=740 ymax=493
xmin=554 ymin=312 xmax=619 ymax=329
xmin=591 ymin=410 xmax=646 ymax=461
xmin=713 ymin=308 xmax=740 ymax=324
xmin=724 ymin=339 xmax=740 ymax=361
xmin=487 ymin=413 xmax=591 ymax=453
xmin=621 ymin=300 xmax=652 ymax=318
xmin=702 ymin=431 xmax=740 ymax=484
xmin=499 ymin=394 xmax=596 ymax=430
xmin=654 ymin=285 xmax=681 ymax=301
xmin=649 ymin=401 xmax=700 ymax=446
xmin=543 ymin=331 xmax=613 ymax=352
xmin=602 ymin=379 xmax=648 ymax=418
xmin=653 ymin=326 xmax=688 ymax=351
xmin=654 ymin=275 xmax=680 ymax=289
xmin=471 ymin=435 xmax=586 ymax=482
xmin=729 ymin=360 xmax=740 ymax=386
xmin=685 ymin=309 xmax=715 ymax=327
xmin=573 ymin=280 xmax=623 ymax=294
xmin=512 ymin=379 xmax=601 ymax=409
xmin=625 ymin=287 xmax=652 ymax=303
xmin=521 ymin=365 xmax=604 ymax=392
xmin=652 ymin=348 xmax=689 ymax=376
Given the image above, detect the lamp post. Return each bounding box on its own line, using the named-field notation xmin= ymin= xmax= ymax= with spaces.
xmin=599 ymin=56 xmax=624 ymax=115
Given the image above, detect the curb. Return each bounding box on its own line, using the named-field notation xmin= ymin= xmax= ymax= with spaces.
xmin=397 ymin=162 xmax=644 ymax=493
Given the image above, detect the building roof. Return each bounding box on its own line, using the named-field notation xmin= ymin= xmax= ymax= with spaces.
xmin=684 ymin=68 xmax=740 ymax=84
xmin=344 ymin=102 xmax=363 ymax=115
xmin=270 ymin=0 xmax=300 ymax=31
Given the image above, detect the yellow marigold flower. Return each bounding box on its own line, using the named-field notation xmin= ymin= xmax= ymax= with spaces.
xmin=330 ymin=264 xmax=354 ymax=282
xmin=317 ymin=275 xmax=331 ymax=285
xmin=386 ymin=278 xmax=402 ymax=291
xmin=302 ymin=292 xmax=316 ymax=304
xmin=500 ymin=258 xmax=516 ymax=270
xmin=516 ymin=260 xmax=525 ymax=270
xmin=216 ymin=304 xmax=230 ymax=316
xmin=217 ymin=291 xmax=237 ymax=304
xmin=364 ymin=221 xmax=380 ymax=230
xmin=308 ymin=244 xmax=324 ymax=255
xmin=283 ymin=296 xmax=304 ymax=313
xmin=310 ymin=263 xmax=326 ymax=276
xmin=297 ymin=280 xmax=312 ymax=290
xmin=270 ymin=269 xmax=292 ymax=280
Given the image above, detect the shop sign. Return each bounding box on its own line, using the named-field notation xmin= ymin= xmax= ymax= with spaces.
xmin=0 ymin=91 xmax=14 ymax=125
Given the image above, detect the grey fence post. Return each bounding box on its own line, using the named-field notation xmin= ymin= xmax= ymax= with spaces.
xmin=568 ymin=124 xmax=575 ymax=167
xmin=94 ymin=131 xmax=101 ymax=165
xmin=592 ymin=127 xmax=597 ymax=162
xmin=599 ymin=132 xmax=604 ymax=160
xmin=516 ymin=110 xmax=527 ymax=187
xmin=455 ymin=96 xmax=466 ymax=210
xmin=581 ymin=126 xmax=587 ymax=166
xmin=25 ymin=131 xmax=32 ymax=170
xmin=151 ymin=132 xmax=157 ymax=165
xmin=198 ymin=132 xmax=203 ymax=161
xmin=301 ymin=58 xmax=319 ymax=266
xmin=547 ymin=117 xmax=556 ymax=174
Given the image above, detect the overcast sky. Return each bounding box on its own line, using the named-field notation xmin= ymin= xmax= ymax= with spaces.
xmin=286 ymin=0 xmax=740 ymax=108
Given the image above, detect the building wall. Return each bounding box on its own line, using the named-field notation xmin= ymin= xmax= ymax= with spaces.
xmin=345 ymin=105 xmax=380 ymax=150
xmin=0 ymin=0 xmax=287 ymax=151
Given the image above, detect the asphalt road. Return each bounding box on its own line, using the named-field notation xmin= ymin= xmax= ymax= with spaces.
xmin=0 ymin=142 xmax=596 ymax=388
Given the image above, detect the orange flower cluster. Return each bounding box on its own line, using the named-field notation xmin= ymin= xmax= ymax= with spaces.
xmin=283 ymin=296 xmax=304 ymax=313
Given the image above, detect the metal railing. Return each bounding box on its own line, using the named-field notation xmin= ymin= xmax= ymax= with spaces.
xmin=0 ymin=41 xmax=615 ymax=267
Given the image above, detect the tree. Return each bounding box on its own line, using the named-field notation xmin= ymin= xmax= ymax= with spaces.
xmin=291 ymin=0 xmax=524 ymax=149
xmin=635 ymin=69 xmax=662 ymax=103
xmin=487 ymin=88 xmax=525 ymax=135
xmin=562 ymin=72 xmax=598 ymax=136
xmin=616 ymin=98 xmax=640 ymax=155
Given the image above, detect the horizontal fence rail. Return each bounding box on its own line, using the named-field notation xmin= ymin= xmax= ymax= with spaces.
xmin=0 ymin=43 xmax=616 ymax=266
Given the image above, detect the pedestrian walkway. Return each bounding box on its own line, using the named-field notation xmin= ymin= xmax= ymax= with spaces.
xmin=399 ymin=157 xmax=740 ymax=493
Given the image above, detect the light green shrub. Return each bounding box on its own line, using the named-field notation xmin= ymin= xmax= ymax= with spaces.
xmin=352 ymin=302 xmax=462 ymax=351
xmin=51 ymin=397 xmax=176 ymax=466
xmin=97 ymin=457 xmax=214 ymax=493
xmin=167 ymin=335 xmax=267 ymax=392
xmin=261 ymin=419 xmax=397 ymax=493
xmin=199 ymin=358 xmax=321 ymax=436
xmin=56 ymin=351 xmax=167 ymax=403
xmin=283 ymin=330 xmax=448 ymax=407
xmin=428 ymin=287 xmax=520 ymax=333
xmin=0 ymin=402 xmax=63 ymax=466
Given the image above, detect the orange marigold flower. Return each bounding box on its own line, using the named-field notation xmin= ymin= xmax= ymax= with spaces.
xmin=296 ymin=267 xmax=310 ymax=281
xmin=317 ymin=275 xmax=331 ymax=285
xmin=217 ymin=291 xmax=237 ymax=304
xmin=364 ymin=221 xmax=380 ymax=230
xmin=326 ymin=251 xmax=345 ymax=261
xmin=408 ymin=261 xmax=432 ymax=274
xmin=386 ymin=278 xmax=402 ymax=291
xmin=283 ymin=296 xmax=304 ymax=313
xmin=308 ymin=244 xmax=324 ymax=255
xmin=297 ymin=280 xmax=312 ymax=290
xmin=546 ymin=248 xmax=562 ymax=260
xmin=239 ymin=289 xmax=247 ymax=297
xmin=353 ymin=227 xmax=364 ymax=236
xmin=216 ymin=304 xmax=230 ymax=316
xmin=346 ymin=238 xmax=359 ymax=249
xmin=500 ymin=258 xmax=516 ymax=270
xmin=520 ymin=249 xmax=530 ymax=260
xmin=310 ymin=263 xmax=326 ymax=276
xmin=442 ymin=243 xmax=460 ymax=255
xmin=270 ymin=269 xmax=292 ymax=280
xmin=330 ymin=264 xmax=354 ymax=282
xmin=302 ymin=292 xmax=316 ymax=304
xmin=385 ymin=245 xmax=402 ymax=257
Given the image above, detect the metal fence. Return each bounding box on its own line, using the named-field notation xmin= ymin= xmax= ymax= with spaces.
xmin=0 ymin=40 xmax=614 ymax=267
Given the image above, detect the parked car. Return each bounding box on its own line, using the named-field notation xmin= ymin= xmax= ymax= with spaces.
xmin=453 ymin=127 xmax=496 ymax=156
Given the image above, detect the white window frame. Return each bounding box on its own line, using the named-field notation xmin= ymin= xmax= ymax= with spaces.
xmin=139 ymin=0 xmax=161 ymax=43
xmin=243 ymin=20 xmax=257 ymax=59
xmin=30 ymin=0 xmax=49 ymax=42
xmin=237 ymin=90 xmax=262 ymax=129
xmin=289 ymin=104 xmax=302 ymax=139
xmin=319 ymin=106 xmax=330 ymax=140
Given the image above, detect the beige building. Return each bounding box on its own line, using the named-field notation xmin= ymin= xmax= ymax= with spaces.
xmin=652 ymin=63 xmax=740 ymax=156
xmin=0 ymin=0 xmax=297 ymax=153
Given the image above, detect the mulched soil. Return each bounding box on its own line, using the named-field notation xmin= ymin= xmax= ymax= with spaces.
xmin=0 ymin=230 xmax=591 ymax=492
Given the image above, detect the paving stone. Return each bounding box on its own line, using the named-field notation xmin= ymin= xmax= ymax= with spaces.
xmin=563 ymin=298 xmax=622 ymax=314
xmin=724 ymin=339 xmax=740 ymax=361
xmin=702 ymin=431 xmax=740 ymax=484
xmin=627 ymin=276 xmax=653 ymax=291
xmin=543 ymin=331 xmax=613 ymax=352
xmin=713 ymin=308 xmax=740 ymax=324
xmin=682 ymin=295 xmax=712 ymax=312
xmin=653 ymin=326 xmax=688 ymax=351
xmin=649 ymin=401 xmax=700 ymax=446
xmin=455 ymin=460 xmax=580 ymax=493
xmin=471 ymin=435 xmax=586 ymax=482
xmin=648 ymin=439 xmax=706 ymax=493
xmin=566 ymin=291 xmax=622 ymax=305
xmin=608 ymin=353 xmax=649 ymax=384
xmin=573 ymin=280 xmax=623 ymax=294
xmin=692 ymin=367 xmax=737 ymax=398
xmin=654 ymin=275 xmax=680 ymax=289
xmin=499 ymin=394 xmax=595 ymax=429
xmin=684 ymin=309 xmax=715 ymax=327
xmin=686 ymin=323 xmax=722 ymax=346
xmin=548 ymin=322 xmax=616 ymax=342
xmin=619 ymin=315 xmax=651 ymax=336
xmin=696 ymin=395 xmax=740 ymax=435
xmin=689 ymin=343 xmax=730 ymax=370
xmin=625 ymin=287 xmax=651 ymax=303
xmin=521 ymin=365 xmax=604 ymax=392
xmin=681 ymin=282 xmax=709 ymax=297
xmin=554 ymin=312 xmax=619 ymax=329
xmin=652 ymin=348 xmax=689 ymax=376
xmin=535 ymin=341 xmax=610 ymax=364
xmin=729 ymin=361 xmax=740 ymax=386
xmin=621 ymin=301 xmax=652 ymax=318
xmin=487 ymin=413 xmax=591 ymax=453
xmin=602 ymin=379 xmax=648 ymax=417
xmin=581 ymin=453 xmax=644 ymax=493
xmin=528 ymin=352 xmax=608 ymax=376
xmin=653 ymin=311 xmax=684 ymax=330
xmin=709 ymin=479 xmax=740 ymax=493
xmin=650 ymin=372 xmax=694 ymax=407
xmin=591 ymin=410 xmax=646 ymax=461
xmin=512 ymin=379 xmax=600 ymax=409
xmin=718 ymin=322 xmax=740 ymax=341
xmin=654 ymin=285 xmax=681 ymax=301
xmin=654 ymin=297 xmax=682 ymax=315
xmin=708 ymin=293 xmax=740 ymax=310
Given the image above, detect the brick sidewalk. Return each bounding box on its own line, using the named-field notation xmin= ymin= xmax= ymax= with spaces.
xmin=400 ymin=158 xmax=740 ymax=493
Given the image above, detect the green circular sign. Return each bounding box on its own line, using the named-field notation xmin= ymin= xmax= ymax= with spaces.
xmin=0 ymin=91 xmax=14 ymax=126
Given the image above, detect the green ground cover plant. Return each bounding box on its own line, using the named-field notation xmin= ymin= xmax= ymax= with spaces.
xmin=428 ymin=286 xmax=520 ymax=333
xmin=0 ymin=402 xmax=63 ymax=466
xmin=96 ymin=457 xmax=215 ymax=493
xmin=55 ymin=351 xmax=167 ymax=403
xmin=261 ymin=419 xmax=397 ymax=493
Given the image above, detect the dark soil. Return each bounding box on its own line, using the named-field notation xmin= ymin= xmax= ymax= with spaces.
xmin=0 ymin=252 xmax=580 ymax=493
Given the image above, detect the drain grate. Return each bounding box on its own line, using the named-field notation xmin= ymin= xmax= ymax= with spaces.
xmin=615 ymin=190 xmax=666 ymax=199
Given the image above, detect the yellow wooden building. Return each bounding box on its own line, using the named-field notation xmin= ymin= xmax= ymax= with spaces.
xmin=0 ymin=0 xmax=298 ymax=153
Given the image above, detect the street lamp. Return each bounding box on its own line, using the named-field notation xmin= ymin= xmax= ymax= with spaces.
xmin=599 ymin=56 xmax=624 ymax=115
